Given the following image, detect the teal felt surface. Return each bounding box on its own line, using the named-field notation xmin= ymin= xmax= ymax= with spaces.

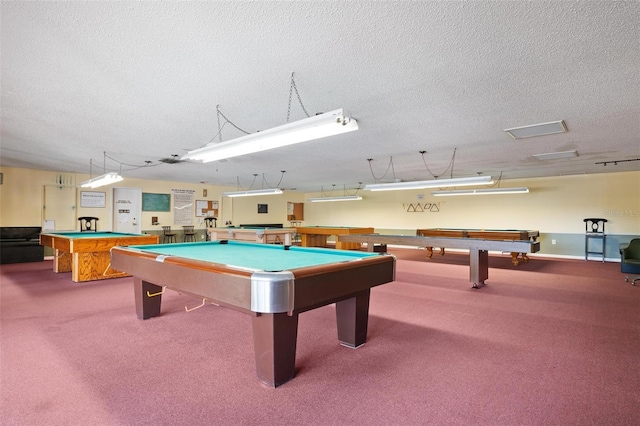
xmin=126 ymin=240 xmax=378 ymax=271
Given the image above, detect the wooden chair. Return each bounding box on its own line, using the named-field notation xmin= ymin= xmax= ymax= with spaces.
xmin=162 ymin=226 xmax=177 ymax=243
xmin=78 ymin=217 xmax=99 ymax=232
xmin=204 ymin=217 xmax=217 ymax=241
xmin=182 ymin=225 xmax=196 ymax=242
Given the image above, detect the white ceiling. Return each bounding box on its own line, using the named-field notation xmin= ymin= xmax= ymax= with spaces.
xmin=1 ymin=1 xmax=639 ymax=193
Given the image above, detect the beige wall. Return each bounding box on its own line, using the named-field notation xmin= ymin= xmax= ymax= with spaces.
xmin=303 ymin=172 xmax=640 ymax=235
xmin=1 ymin=166 xmax=638 ymax=237
xmin=0 ymin=167 xmax=235 ymax=231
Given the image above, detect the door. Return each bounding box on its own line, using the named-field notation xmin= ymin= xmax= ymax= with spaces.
xmin=43 ymin=185 xmax=76 ymax=230
xmin=112 ymin=187 xmax=142 ymax=234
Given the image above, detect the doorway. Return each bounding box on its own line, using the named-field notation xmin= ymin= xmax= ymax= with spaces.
xmin=112 ymin=187 xmax=142 ymax=234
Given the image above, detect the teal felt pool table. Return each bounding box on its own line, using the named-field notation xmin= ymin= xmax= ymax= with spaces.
xmin=110 ymin=240 xmax=396 ymax=387
xmin=40 ymin=231 xmax=159 ymax=282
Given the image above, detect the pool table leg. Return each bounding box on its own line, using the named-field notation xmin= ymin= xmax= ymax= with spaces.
xmin=335 ymin=289 xmax=371 ymax=348
xmin=469 ymin=249 xmax=489 ymax=288
xmin=53 ymin=249 xmax=72 ymax=273
xmin=134 ymin=278 xmax=162 ymax=320
xmin=252 ymin=313 xmax=299 ymax=387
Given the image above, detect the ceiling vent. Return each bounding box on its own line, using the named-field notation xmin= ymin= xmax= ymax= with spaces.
xmin=159 ymin=155 xmax=183 ymax=164
xmin=533 ymin=150 xmax=578 ymax=160
xmin=504 ymin=120 xmax=567 ymax=139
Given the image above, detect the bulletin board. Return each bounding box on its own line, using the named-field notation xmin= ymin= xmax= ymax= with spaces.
xmin=196 ymin=200 xmax=219 ymax=217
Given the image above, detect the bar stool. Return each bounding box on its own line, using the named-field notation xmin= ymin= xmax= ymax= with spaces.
xmin=183 ymin=225 xmax=196 ymax=242
xmin=290 ymin=220 xmax=302 ymax=244
xmin=204 ymin=217 xmax=217 ymax=241
xmin=78 ymin=217 xmax=99 ymax=232
xmin=162 ymin=226 xmax=177 ymax=243
xmin=584 ymin=218 xmax=607 ymax=262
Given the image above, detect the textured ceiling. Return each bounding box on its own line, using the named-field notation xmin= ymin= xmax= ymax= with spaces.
xmin=1 ymin=1 xmax=639 ymax=192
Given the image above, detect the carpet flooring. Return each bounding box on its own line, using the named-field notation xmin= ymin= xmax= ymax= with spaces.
xmin=1 ymin=249 xmax=639 ymax=425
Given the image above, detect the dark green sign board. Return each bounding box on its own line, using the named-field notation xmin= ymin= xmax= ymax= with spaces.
xmin=142 ymin=193 xmax=171 ymax=212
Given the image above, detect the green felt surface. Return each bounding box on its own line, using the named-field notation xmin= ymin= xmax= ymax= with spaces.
xmin=126 ymin=240 xmax=378 ymax=272
xmin=43 ymin=232 xmax=142 ymax=238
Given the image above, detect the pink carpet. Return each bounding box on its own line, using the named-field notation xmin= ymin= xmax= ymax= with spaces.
xmin=1 ymin=249 xmax=639 ymax=425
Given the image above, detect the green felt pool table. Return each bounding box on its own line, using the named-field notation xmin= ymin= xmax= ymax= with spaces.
xmin=39 ymin=231 xmax=159 ymax=282
xmin=110 ymin=240 xmax=396 ymax=387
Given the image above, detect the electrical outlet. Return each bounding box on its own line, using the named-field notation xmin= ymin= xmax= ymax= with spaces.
xmin=552 ymin=239 xmax=556 ymax=245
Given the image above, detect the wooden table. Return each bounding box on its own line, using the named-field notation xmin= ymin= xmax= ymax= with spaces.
xmin=294 ymin=226 xmax=375 ymax=250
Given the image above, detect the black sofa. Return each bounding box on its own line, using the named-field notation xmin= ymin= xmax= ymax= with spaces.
xmin=0 ymin=226 xmax=45 ymax=264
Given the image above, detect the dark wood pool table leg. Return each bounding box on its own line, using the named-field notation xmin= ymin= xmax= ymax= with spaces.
xmin=469 ymin=249 xmax=489 ymax=288
xmin=134 ymin=278 xmax=162 ymax=319
xmin=336 ymin=289 xmax=371 ymax=348
xmin=252 ymin=312 xmax=299 ymax=388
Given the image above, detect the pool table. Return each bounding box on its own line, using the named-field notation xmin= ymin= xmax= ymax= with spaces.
xmin=110 ymin=240 xmax=396 ymax=387
xmin=208 ymin=227 xmax=295 ymax=245
xmin=338 ymin=233 xmax=540 ymax=288
xmin=294 ymin=226 xmax=375 ymax=250
xmin=417 ymin=228 xmax=540 ymax=265
xmin=39 ymin=231 xmax=159 ymax=282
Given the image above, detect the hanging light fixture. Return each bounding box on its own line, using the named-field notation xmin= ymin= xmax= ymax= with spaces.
xmin=222 ymin=188 xmax=283 ymax=197
xmin=79 ymin=153 xmax=123 ymax=189
xmin=307 ymin=195 xmax=363 ymax=202
xmin=306 ymin=183 xmax=363 ymax=202
xmin=364 ymin=175 xmax=493 ymax=191
xmin=432 ymin=187 xmax=529 ymax=196
xmin=222 ymin=172 xmax=285 ymax=197
xmin=182 ymin=108 xmax=358 ymax=163
xmin=79 ymin=172 xmax=123 ymax=189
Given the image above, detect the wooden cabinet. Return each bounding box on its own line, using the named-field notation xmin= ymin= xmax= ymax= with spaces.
xmin=287 ymin=202 xmax=304 ymax=221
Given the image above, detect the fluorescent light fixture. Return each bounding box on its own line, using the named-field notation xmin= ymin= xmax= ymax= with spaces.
xmin=307 ymin=195 xmax=363 ymax=202
xmin=222 ymin=188 xmax=283 ymax=197
xmin=432 ymin=187 xmax=529 ymax=196
xmin=182 ymin=108 xmax=358 ymax=163
xmin=533 ymin=150 xmax=578 ymax=160
xmin=364 ymin=175 xmax=493 ymax=191
xmin=79 ymin=172 xmax=123 ymax=188
xmin=504 ymin=120 xmax=567 ymax=139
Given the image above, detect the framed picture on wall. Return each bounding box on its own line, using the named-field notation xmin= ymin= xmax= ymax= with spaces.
xmin=80 ymin=191 xmax=106 ymax=208
xmin=258 ymin=204 xmax=268 ymax=214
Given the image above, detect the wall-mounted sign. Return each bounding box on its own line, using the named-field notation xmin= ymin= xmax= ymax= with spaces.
xmin=80 ymin=191 xmax=106 ymax=208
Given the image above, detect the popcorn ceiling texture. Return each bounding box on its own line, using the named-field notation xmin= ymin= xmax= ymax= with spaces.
xmin=1 ymin=1 xmax=638 ymax=191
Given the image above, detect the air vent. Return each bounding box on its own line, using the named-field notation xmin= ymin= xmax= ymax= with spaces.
xmin=159 ymin=155 xmax=183 ymax=164
xmin=504 ymin=120 xmax=567 ymax=139
xmin=533 ymin=150 xmax=578 ymax=160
